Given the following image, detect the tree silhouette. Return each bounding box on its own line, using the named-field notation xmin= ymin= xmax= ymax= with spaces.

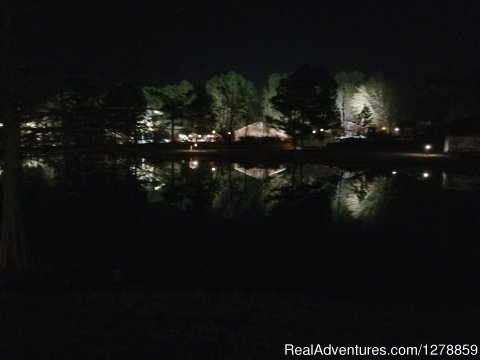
xmin=270 ymin=64 xmax=339 ymax=147
xmin=0 ymin=0 xmax=33 ymax=273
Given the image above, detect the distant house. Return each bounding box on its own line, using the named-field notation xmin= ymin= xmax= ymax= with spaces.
xmin=443 ymin=117 xmax=480 ymax=153
xmin=234 ymin=121 xmax=289 ymax=141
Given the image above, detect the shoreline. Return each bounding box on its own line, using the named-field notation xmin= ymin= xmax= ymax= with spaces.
xmin=22 ymin=145 xmax=480 ymax=170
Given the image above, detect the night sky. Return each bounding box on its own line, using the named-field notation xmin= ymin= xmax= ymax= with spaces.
xmin=15 ymin=0 xmax=480 ymax=87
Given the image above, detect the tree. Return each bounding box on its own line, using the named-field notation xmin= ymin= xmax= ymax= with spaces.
xmin=354 ymin=106 xmax=374 ymax=132
xmin=270 ymin=64 xmax=339 ymax=147
xmin=103 ymin=82 xmax=147 ymax=144
xmin=262 ymin=72 xmax=289 ymax=123
xmin=157 ymin=80 xmax=194 ymax=142
xmin=206 ymin=71 xmax=259 ymax=138
xmin=334 ymin=70 xmax=365 ymax=130
xmin=185 ymin=85 xmax=215 ymax=132
xmin=0 ymin=0 xmax=33 ymax=272
xmin=350 ymin=76 xmax=398 ymax=130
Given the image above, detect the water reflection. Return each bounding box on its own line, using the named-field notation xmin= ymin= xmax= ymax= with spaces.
xmin=16 ymin=156 xmax=480 ymax=297
xmin=233 ymin=164 xmax=287 ymax=179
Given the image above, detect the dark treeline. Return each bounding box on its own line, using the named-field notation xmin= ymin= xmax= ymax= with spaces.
xmin=11 ymin=64 xmax=480 ymax=151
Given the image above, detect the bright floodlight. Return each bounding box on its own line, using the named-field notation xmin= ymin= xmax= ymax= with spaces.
xmin=394 ymin=127 xmax=399 ymax=132
xmin=425 ymin=144 xmax=432 ymax=151
xmin=227 ymin=131 xmax=231 ymax=135
xmin=312 ymin=130 xmax=317 ymax=134
xmin=211 ymin=167 xmax=216 ymax=172
xmin=320 ymin=128 xmax=325 ymax=132
xmin=392 ymin=171 xmax=397 ymax=175
xmin=422 ymin=172 xmax=430 ymax=178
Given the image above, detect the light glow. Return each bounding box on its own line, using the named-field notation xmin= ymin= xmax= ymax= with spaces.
xmin=422 ymin=172 xmax=430 ymax=178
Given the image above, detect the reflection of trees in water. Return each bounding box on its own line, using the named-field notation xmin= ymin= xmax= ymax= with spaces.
xmin=331 ymin=174 xmax=393 ymax=224
xmin=270 ymin=164 xmax=338 ymax=200
xmin=210 ymin=164 xmax=292 ymax=218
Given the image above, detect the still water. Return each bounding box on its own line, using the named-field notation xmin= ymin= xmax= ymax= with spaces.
xmin=20 ymin=155 xmax=480 ymax=301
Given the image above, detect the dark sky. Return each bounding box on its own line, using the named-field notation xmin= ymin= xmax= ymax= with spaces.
xmin=15 ymin=0 xmax=480 ymax=87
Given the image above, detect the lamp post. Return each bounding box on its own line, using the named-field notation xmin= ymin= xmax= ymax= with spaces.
xmin=424 ymin=144 xmax=432 ymax=155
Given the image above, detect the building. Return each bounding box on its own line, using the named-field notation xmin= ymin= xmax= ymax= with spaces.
xmin=443 ymin=117 xmax=480 ymax=153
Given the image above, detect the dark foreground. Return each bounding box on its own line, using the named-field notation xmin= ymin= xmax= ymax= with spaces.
xmin=1 ymin=289 xmax=479 ymax=360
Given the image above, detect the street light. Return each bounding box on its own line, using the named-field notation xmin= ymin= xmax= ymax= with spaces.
xmin=424 ymin=144 xmax=432 ymax=155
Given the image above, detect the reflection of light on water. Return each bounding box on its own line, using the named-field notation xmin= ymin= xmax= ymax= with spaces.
xmin=132 ymin=163 xmax=157 ymax=182
xmin=442 ymin=172 xmax=480 ymax=192
xmin=233 ymin=164 xmax=287 ymax=179
xmin=23 ymin=158 xmax=56 ymax=180
xmin=189 ymin=159 xmax=199 ymax=169
xmin=332 ymin=175 xmax=390 ymax=222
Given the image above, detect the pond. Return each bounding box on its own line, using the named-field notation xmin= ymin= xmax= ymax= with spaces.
xmin=19 ymin=155 xmax=480 ymax=302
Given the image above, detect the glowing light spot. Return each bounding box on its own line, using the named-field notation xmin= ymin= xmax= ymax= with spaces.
xmin=422 ymin=172 xmax=430 ymax=178
xmin=320 ymin=128 xmax=325 ymax=132
xmin=424 ymin=144 xmax=432 ymax=151
xmin=381 ymin=126 xmax=387 ymax=131
xmin=211 ymin=167 xmax=216 ymax=172
xmin=312 ymin=130 xmax=317 ymax=134
xmin=394 ymin=127 xmax=399 ymax=132
xmin=392 ymin=171 xmax=397 ymax=175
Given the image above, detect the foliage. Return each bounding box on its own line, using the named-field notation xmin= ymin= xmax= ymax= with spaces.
xmin=262 ymin=72 xmax=289 ymax=122
xmin=335 ymin=70 xmax=365 ymax=127
xmin=156 ymin=80 xmax=195 ymax=141
xmin=354 ymin=106 xmax=374 ymax=128
xmin=270 ymin=64 xmax=339 ymax=146
xmin=206 ymin=71 xmax=259 ymax=135
xmin=350 ymin=76 xmax=398 ymax=129
xmin=184 ymin=85 xmax=216 ymax=132
xmin=103 ymin=82 xmax=147 ymax=143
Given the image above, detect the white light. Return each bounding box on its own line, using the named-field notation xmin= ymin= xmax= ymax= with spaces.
xmin=424 ymin=144 xmax=432 ymax=151
xmin=228 ymin=131 xmax=231 ymax=135
xmin=211 ymin=167 xmax=216 ymax=172
xmin=422 ymin=172 xmax=430 ymax=178
xmin=212 ymin=130 xmax=216 ymax=134
xmin=394 ymin=127 xmax=399 ymax=132
xmin=0 ymin=123 xmax=3 ymax=127
xmin=194 ymin=143 xmax=198 ymax=147
xmin=312 ymin=130 xmax=317 ymax=134
xmin=320 ymin=128 xmax=324 ymax=132
xmin=381 ymin=126 xmax=387 ymax=131
xmin=392 ymin=171 xmax=397 ymax=175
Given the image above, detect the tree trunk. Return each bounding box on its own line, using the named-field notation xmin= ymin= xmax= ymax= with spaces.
xmin=0 ymin=0 xmax=33 ymax=273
